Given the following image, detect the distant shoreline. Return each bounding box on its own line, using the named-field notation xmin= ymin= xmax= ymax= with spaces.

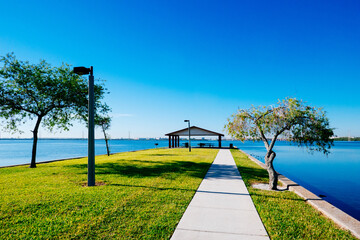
xmin=0 ymin=138 xmax=235 ymax=141
xmin=1 ymin=138 xmax=359 ymax=141
xmin=332 ymin=137 xmax=360 ymax=141
xmin=0 ymin=138 xmax=169 ymax=140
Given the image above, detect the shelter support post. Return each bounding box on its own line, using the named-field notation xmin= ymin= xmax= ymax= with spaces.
xmin=169 ymin=136 xmax=171 ymax=148
xmin=218 ymin=135 xmax=222 ymax=148
xmin=172 ymin=136 xmax=175 ymax=148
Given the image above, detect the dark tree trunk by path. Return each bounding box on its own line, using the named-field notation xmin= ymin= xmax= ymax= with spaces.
xmin=265 ymin=151 xmax=277 ymax=190
xmin=30 ymin=116 xmax=42 ymax=168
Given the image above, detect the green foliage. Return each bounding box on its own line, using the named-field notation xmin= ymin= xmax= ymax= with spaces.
xmin=0 ymin=53 xmax=110 ymax=166
xmin=225 ymin=98 xmax=334 ymax=154
xmin=0 ymin=148 xmax=217 ymax=239
xmin=231 ymin=149 xmax=356 ymax=239
xmin=0 ymin=53 xmax=109 ymax=132
xmin=96 ymin=115 xmax=111 ymax=131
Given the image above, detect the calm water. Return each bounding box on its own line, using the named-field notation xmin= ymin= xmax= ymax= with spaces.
xmin=237 ymin=141 xmax=360 ymax=221
xmin=0 ymin=139 xmax=169 ymax=167
xmin=0 ymin=139 xmax=359 ymax=221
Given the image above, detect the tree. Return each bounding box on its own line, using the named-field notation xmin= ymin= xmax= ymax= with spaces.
xmin=225 ymin=98 xmax=334 ymax=190
xmin=96 ymin=116 xmax=111 ymax=156
xmin=0 ymin=53 xmax=109 ymax=168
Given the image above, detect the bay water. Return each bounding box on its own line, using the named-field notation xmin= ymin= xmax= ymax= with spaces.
xmin=237 ymin=140 xmax=360 ymax=221
xmin=0 ymin=139 xmax=359 ymax=221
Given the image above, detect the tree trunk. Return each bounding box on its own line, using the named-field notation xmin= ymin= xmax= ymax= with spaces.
xmin=30 ymin=116 xmax=43 ymax=168
xmin=105 ymin=138 xmax=110 ymax=156
xmin=265 ymin=151 xmax=277 ymax=190
xmin=102 ymin=124 xmax=110 ymax=156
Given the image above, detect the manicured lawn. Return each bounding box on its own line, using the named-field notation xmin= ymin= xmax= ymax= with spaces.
xmin=0 ymin=148 xmax=218 ymax=239
xmin=231 ymin=149 xmax=356 ymax=240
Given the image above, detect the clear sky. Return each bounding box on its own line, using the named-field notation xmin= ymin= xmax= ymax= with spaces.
xmin=1 ymin=0 xmax=359 ymax=138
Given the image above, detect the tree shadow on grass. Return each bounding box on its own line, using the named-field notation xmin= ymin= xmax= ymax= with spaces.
xmin=250 ymin=191 xmax=306 ymax=202
xmin=67 ymin=160 xmax=211 ymax=179
xmin=236 ymin=166 xmax=269 ymax=183
xmin=148 ymin=153 xmax=177 ymax=157
xmin=109 ymin=183 xmax=195 ymax=192
xmin=234 ymin=166 xmax=306 ymax=202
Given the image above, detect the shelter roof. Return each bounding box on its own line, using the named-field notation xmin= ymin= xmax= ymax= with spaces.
xmin=165 ymin=126 xmax=224 ymax=137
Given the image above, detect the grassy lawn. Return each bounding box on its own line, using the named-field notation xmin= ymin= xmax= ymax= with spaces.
xmin=0 ymin=148 xmax=218 ymax=239
xmin=231 ymin=149 xmax=356 ymax=240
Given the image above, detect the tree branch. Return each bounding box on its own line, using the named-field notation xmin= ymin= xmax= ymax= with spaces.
xmin=3 ymin=99 xmax=39 ymax=116
xmin=268 ymin=124 xmax=291 ymax=151
xmin=256 ymin=123 xmax=269 ymax=150
xmin=268 ymin=133 xmax=279 ymax=152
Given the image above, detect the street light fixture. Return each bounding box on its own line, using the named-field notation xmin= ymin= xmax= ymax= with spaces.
xmin=184 ymin=120 xmax=191 ymax=152
xmin=73 ymin=66 xmax=95 ymax=187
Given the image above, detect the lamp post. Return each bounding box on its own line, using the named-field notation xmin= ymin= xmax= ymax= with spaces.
xmin=73 ymin=66 xmax=95 ymax=187
xmin=184 ymin=120 xmax=191 ymax=152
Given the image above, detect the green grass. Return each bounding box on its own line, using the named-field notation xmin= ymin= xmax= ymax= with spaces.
xmin=0 ymin=148 xmax=218 ymax=239
xmin=231 ymin=149 xmax=356 ymax=240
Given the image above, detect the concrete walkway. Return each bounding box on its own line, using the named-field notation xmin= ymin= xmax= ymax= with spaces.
xmin=171 ymin=149 xmax=269 ymax=240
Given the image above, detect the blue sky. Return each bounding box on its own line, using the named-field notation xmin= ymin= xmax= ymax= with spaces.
xmin=1 ymin=0 xmax=359 ymax=138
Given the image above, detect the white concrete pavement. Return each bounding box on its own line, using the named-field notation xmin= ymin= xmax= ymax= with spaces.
xmin=171 ymin=149 xmax=269 ymax=240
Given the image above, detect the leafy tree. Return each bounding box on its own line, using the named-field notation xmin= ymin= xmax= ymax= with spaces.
xmin=0 ymin=53 xmax=109 ymax=168
xmin=96 ymin=115 xmax=111 ymax=156
xmin=225 ymin=98 xmax=334 ymax=190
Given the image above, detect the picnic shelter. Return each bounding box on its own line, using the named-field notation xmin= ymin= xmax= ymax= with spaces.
xmin=165 ymin=126 xmax=224 ymax=148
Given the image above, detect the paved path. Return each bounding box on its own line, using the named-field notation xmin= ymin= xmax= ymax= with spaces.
xmin=171 ymin=149 xmax=269 ymax=240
